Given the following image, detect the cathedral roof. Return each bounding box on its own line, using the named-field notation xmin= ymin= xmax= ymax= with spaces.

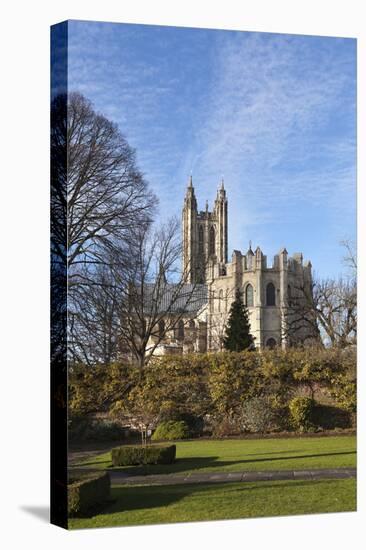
xmin=144 ymin=283 xmax=208 ymax=314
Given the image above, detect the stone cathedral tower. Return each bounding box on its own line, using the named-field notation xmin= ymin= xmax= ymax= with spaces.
xmin=182 ymin=176 xmax=228 ymax=283
xmin=144 ymin=176 xmax=315 ymax=356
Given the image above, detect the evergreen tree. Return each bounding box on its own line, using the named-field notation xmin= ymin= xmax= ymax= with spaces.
xmin=223 ymin=288 xmax=255 ymax=351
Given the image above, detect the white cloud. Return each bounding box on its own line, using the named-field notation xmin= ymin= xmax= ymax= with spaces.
xmin=66 ymin=23 xmax=356 ymax=277
xmin=170 ymin=32 xmax=356 ymax=260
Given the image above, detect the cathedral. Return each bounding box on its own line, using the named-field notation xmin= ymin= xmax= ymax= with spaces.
xmin=154 ymin=177 xmax=314 ymax=355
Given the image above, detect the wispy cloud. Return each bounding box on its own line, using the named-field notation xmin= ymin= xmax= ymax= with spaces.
xmin=66 ymin=22 xmax=356 ymax=278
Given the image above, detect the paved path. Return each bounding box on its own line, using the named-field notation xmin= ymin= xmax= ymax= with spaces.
xmin=70 ymin=467 xmax=356 ymax=486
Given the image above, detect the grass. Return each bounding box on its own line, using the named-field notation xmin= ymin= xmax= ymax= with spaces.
xmin=73 ymin=435 xmax=356 ymax=475
xmin=68 ymin=477 xmax=356 ymax=529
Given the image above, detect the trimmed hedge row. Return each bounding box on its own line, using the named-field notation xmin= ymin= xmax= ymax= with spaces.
xmin=111 ymin=444 xmax=176 ymax=466
xmin=68 ymin=471 xmax=110 ymax=517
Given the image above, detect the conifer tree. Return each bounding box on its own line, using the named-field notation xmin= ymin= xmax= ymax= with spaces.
xmin=223 ymin=288 xmax=255 ymax=351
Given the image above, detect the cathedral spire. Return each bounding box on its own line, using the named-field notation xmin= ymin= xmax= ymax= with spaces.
xmin=185 ymin=174 xmax=196 ymax=204
xmin=247 ymin=241 xmax=254 ymax=256
xmin=217 ymin=176 xmax=226 ymax=199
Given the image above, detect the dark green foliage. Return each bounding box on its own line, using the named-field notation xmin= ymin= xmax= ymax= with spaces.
xmin=152 ymin=421 xmax=189 ymax=441
xmin=223 ymin=289 xmax=255 ymax=351
xmin=312 ymin=404 xmax=352 ymax=430
xmin=69 ymin=417 xmax=127 ymax=442
xmin=289 ymin=397 xmax=315 ymax=432
xmin=179 ymin=413 xmax=204 ymax=436
xmin=68 ymin=472 xmax=110 ymax=517
xmin=111 ymin=444 xmax=176 ymax=466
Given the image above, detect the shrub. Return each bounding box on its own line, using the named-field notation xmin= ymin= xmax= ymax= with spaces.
xmin=312 ymin=403 xmax=352 ymax=430
xmin=69 ymin=417 xmax=127 ymax=442
xmin=179 ymin=413 xmax=204 ymax=436
xmin=289 ymin=396 xmax=315 ymax=432
xmin=111 ymin=444 xmax=176 ymax=466
xmin=238 ymin=396 xmax=276 ymax=433
xmin=68 ymin=472 xmax=110 ymax=517
xmin=211 ymin=414 xmax=240 ymax=437
xmin=329 ymin=377 xmax=356 ymax=414
xmin=152 ymin=420 xmax=189 ymax=441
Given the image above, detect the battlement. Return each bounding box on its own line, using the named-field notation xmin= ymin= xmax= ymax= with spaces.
xmin=215 ymin=246 xmax=312 ymax=277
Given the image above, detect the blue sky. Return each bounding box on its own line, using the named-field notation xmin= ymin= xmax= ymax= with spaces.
xmin=67 ymin=20 xmax=356 ymax=279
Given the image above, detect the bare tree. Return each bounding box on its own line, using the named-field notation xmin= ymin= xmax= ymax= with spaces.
xmin=51 ymin=92 xmax=158 ymax=364
xmin=52 ymin=92 xmax=156 ymax=277
xmin=68 ymin=217 xmax=207 ymax=369
xmin=68 ymin=265 xmax=121 ymax=365
xmin=340 ymin=238 xmax=357 ymax=276
xmin=116 ymin=217 xmax=207 ymax=370
xmin=70 ymin=93 xmax=156 ymax=271
xmin=284 ymin=241 xmax=357 ymax=348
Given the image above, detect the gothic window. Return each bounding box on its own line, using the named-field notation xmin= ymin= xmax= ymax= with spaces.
xmin=218 ymin=289 xmax=223 ymax=312
xmin=266 ymin=337 xmax=277 ymax=349
xmin=158 ymin=319 xmax=165 ymax=339
xmin=188 ymin=319 xmax=196 ymax=339
xmin=245 ymin=284 xmax=254 ymax=307
xmin=209 ymin=226 xmax=215 ymax=256
xmin=177 ymin=320 xmax=185 ymax=341
xmin=198 ymin=225 xmax=204 ymax=254
xmin=266 ymin=283 xmax=276 ymax=306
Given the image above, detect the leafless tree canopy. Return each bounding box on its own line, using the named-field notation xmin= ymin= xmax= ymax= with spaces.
xmin=285 ymin=241 xmax=357 ymax=348
xmin=66 ymin=92 xmax=157 ymax=275
xmin=51 ymin=92 xmax=159 ymax=364
xmin=56 ymin=93 xmax=206 ymax=367
xmin=116 ymin=217 xmax=207 ymax=369
xmin=69 ymin=217 xmax=207 ymax=368
xmin=340 ymin=239 xmax=357 ymax=276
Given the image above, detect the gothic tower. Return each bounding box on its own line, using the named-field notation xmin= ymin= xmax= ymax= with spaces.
xmin=182 ymin=177 xmax=228 ymax=283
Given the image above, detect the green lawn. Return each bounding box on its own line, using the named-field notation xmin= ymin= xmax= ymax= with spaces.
xmin=73 ymin=435 xmax=356 ymax=475
xmin=69 ymin=477 xmax=356 ymax=529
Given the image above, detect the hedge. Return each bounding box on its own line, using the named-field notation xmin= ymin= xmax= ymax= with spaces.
xmin=68 ymin=471 xmax=110 ymax=517
xmin=152 ymin=420 xmax=189 ymax=441
xmin=111 ymin=444 xmax=176 ymax=466
xmin=70 ymin=347 xmax=356 ymax=436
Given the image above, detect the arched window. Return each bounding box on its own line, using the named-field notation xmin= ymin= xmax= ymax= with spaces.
xmin=266 ymin=283 xmax=276 ymax=306
xmin=158 ymin=319 xmax=165 ymax=339
xmin=198 ymin=225 xmax=204 ymax=254
xmin=188 ymin=319 xmax=196 ymax=339
xmin=266 ymin=337 xmax=277 ymax=349
xmin=218 ymin=289 xmax=223 ymax=312
xmin=287 ymin=284 xmax=292 ymax=305
xmin=177 ymin=320 xmax=185 ymax=341
xmin=209 ymin=226 xmax=215 ymax=256
xmin=245 ymin=284 xmax=254 ymax=307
